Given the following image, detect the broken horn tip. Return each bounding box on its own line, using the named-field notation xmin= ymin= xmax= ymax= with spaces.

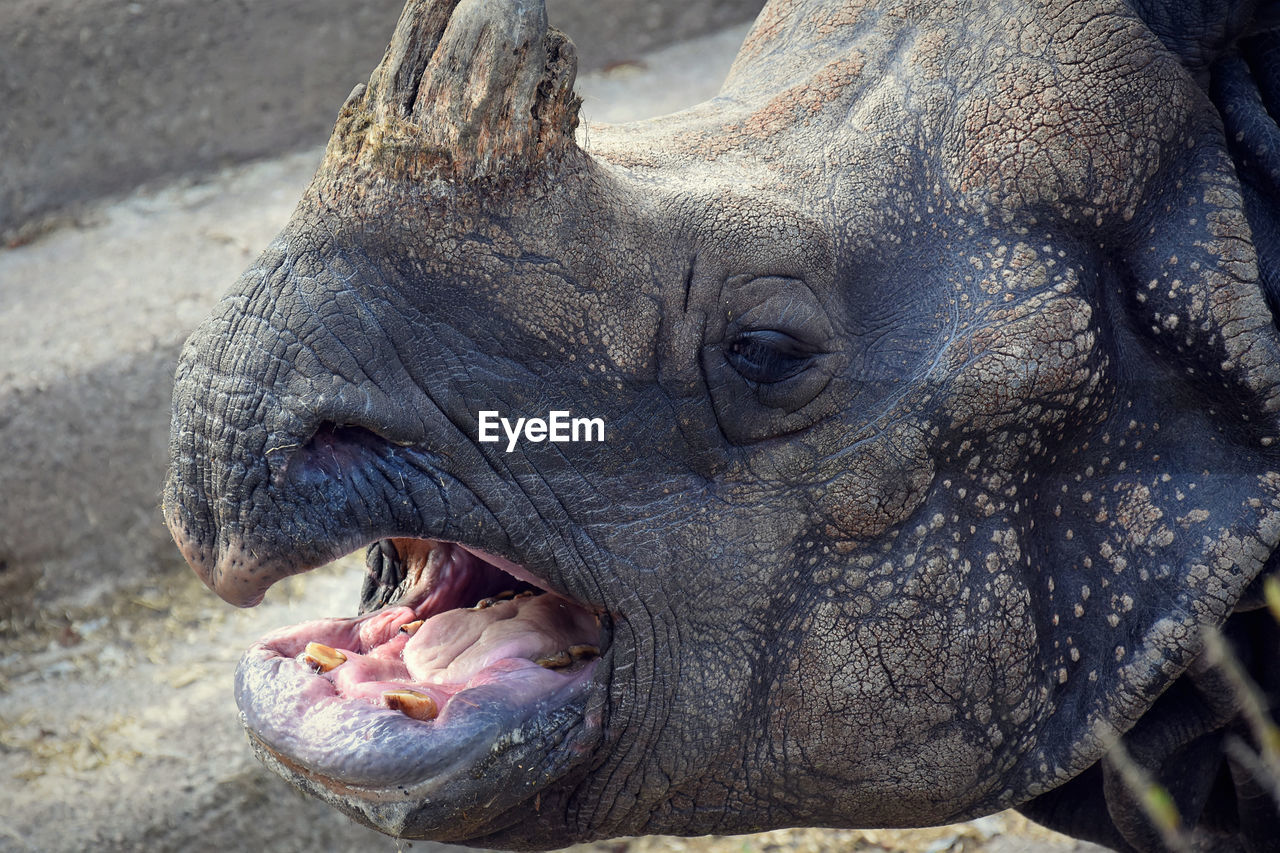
xmin=348 ymin=0 xmax=583 ymax=180
xmin=343 ymin=83 xmax=367 ymax=107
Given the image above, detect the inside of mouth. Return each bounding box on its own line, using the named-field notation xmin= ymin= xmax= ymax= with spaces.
xmin=254 ymin=539 xmax=603 ymax=727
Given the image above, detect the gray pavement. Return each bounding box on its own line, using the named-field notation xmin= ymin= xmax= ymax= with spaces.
xmin=0 ymin=0 xmax=764 ymax=242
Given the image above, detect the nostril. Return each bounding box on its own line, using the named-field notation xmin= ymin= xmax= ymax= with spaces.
xmin=285 ymin=422 xmax=390 ymax=485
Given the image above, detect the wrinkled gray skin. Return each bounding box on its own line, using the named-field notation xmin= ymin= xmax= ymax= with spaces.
xmin=164 ymin=0 xmax=1280 ymax=851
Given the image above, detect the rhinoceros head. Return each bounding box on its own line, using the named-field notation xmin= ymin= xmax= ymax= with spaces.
xmin=164 ymin=0 xmax=1280 ymax=848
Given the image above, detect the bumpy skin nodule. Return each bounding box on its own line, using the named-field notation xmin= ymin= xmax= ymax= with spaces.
xmin=164 ymin=0 xmax=1280 ymax=850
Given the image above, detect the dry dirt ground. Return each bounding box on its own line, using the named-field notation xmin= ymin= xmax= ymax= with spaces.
xmin=0 ymin=23 xmax=1103 ymax=853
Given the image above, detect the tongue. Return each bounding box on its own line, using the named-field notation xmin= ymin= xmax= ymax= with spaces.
xmin=319 ymin=593 xmax=601 ymax=712
xmin=253 ymin=581 xmax=602 ymax=725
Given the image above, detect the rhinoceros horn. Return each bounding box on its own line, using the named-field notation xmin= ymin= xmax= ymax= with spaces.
xmin=330 ymin=0 xmax=581 ymax=181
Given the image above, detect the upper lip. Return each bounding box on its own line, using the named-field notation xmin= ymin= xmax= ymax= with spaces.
xmin=169 ymin=417 xmax=588 ymax=610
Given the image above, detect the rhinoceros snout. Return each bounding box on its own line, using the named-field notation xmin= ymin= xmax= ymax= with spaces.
xmin=162 ymin=240 xmax=451 ymax=605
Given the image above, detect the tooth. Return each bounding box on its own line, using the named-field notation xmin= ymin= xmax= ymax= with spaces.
xmin=536 ymin=650 xmax=573 ymax=669
xmin=384 ymin=689 xmax=438 ymax=721
xmin=515 ymin=590 xmax=536 ymax=599
xmin=473 ymin=590 xmax=521 ymax=610
xmin=303 ymin=642 xmax=346 ymax=672
xmin=399 ymin=619 xmax=424 ymax=635
xmin=568 ymin=644 xmax=600 ymax=660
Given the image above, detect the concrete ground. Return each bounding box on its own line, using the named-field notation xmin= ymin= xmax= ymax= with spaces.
xmin=0 ymin=0 xmax=764 ymax=242
xmin=0 ymin=21 xmax=1102 ymax=853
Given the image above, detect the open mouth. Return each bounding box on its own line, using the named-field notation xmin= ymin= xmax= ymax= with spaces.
xmin=233 ymin=536 xmax=610 ymax=828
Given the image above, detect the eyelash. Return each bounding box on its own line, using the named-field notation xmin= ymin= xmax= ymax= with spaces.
xmin=725 ymin=330 xmax=815 ymax=383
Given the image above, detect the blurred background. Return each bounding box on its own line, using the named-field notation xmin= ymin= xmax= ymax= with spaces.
xmin=0 ymin=1 xmax=1096 ymax=850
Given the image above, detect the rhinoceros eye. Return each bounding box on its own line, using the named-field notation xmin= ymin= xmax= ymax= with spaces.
xmin=725 ymin=330 xmax=816 ymax=384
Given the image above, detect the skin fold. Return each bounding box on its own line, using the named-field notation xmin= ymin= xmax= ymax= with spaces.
xmin=163 ymin=0 xmax=1280 ymax=850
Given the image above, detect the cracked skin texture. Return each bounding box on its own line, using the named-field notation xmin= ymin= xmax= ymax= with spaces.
xmin=164 ymin=0 xmax=1280 ymax=851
